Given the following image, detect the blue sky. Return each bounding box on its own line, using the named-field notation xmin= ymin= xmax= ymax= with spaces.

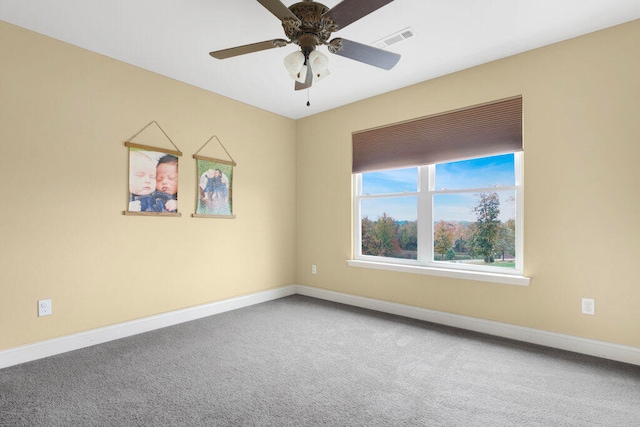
xmin=361 ymin=154 xmax=515 ymax=222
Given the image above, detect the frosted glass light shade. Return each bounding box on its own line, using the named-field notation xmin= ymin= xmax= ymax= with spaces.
xmin=294 ymin=65 xmax=308 ymax=83
xmin=308 ymin=50 xmax=329 ymax=74
xmin=283 ymin=51 xmax=305 ymax=75
xmin=313 ymin=69 xmax=331 ymax=83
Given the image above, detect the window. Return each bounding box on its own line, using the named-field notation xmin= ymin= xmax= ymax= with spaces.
xmin=349 ymin=97 xmax=528 ymax=285
xmin=353 ymin=153 xmax=523 ymax=276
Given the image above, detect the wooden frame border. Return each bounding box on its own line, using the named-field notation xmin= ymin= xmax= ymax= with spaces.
xmin=125 ymin=141 xmax=183 ymax=157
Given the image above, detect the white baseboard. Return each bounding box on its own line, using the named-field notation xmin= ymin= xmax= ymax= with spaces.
xmin=295 ymin=285 xmax=640 ymax=366
xmin=2 ymin=284 xmax=638 ymax=369
xmin=0 ymin=286 xmax=297 ymax=369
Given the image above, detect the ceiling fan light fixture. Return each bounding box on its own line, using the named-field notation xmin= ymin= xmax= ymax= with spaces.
xmin=210 ymin=0 xmax=401 ymax=92
xmin=294 ymin=65 xmax=308 ymax=83
xmin=283 ymin=50 xmax=305 ymax=75
xmin=308 ymin=50 xmax=329 ymax=74
xmin=313 ymin=69 xmax=330 ymax=83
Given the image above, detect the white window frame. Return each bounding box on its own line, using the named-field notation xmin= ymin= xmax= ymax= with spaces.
xmin=349 ymin=152 xmax=530 ymax=286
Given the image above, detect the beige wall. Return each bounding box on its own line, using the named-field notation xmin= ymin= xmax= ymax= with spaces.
xmin=2 ymin=18 xmax=639 ymax=354
xmin=296 ymin=20 xmax=640 ymax=348
xmin=0 ymin=21 xmax=297 ymax=351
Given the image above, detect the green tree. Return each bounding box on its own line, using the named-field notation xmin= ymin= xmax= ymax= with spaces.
xmin=397 ymin=221 xmax=417 ymax=251
xmin=445 ymin=248 xmax=456 ymax=261
xmin=434 ymin=220 xmax=454 ymax=260
xmin=361 ymin=216 xmax=376 ymax=256
xmin=465 ymin=222 xmax=478 ymax=259
xmin=360 ymin=213 xmax=400 ymax=257
xmin=495 ymin=219 xmax=515 ymax=261
xmin=470 ymin=192 xmax=501 ymax=263
xmin=450 ymin=221 xmax=471 ymax=255
xmin=373 ymin=213 xmax=400 ymax=257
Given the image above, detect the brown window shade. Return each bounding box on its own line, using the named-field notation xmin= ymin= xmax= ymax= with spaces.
xmin=352 ymin=96 xmax=522 ymax=173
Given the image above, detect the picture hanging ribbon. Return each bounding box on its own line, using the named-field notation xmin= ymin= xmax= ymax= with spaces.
xmin=124 ymin=121 xmax=183 ymax=157
xmin=192 ymin=135 xmax=236 ymax=166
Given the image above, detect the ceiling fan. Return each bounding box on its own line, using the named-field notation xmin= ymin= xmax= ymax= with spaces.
xmin=209 ymin=0 xmax=400 ymax=91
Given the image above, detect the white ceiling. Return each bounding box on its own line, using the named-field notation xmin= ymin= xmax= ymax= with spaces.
xmin=2 ymin=0 xmax=639 ymax=119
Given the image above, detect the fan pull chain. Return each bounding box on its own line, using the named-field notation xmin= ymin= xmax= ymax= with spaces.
xmin=306 ymin=88 xmax=310 ymax=107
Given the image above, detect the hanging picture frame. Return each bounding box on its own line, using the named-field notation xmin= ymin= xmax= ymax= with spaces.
xmin=123 ymin=121 xmax=183 ymax=217
xmin=192 ymin=135 xmax=236 ymax=219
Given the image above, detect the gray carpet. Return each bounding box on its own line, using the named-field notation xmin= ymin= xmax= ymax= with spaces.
xmin=1 ymin=295 xmax=639 ymax=426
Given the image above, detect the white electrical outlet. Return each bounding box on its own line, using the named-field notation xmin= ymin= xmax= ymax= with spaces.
xmin=38 ymin=299 xmax=52 ymax=317
xmin=311 ymin=264 xmax=317 ymax=274
xmin=581 ymin=298 xmax=595 ymax=315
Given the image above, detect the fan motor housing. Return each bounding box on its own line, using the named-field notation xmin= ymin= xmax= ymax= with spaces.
xmin=284 ymin=1 xmax=337 ymax=51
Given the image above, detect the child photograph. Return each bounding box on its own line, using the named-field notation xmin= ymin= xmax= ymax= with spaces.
xmin=128 ymin=149 xmax=179 ymax=214
xmin=196 ymin=158 xmax=232 ymax=216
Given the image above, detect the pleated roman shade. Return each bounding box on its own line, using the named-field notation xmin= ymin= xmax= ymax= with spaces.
xmin=352 ymin=96 xmax=523 ymax=173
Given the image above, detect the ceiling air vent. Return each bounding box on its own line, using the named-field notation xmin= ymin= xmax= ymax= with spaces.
xmin=373 ymin=27 xmax=416 ymax=49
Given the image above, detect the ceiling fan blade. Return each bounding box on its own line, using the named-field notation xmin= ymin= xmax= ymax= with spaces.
xmin=257 ymin=0 xmax=301 ymax=22
xmin=295 ymin=61 xmax=313 ymax=91
xmin=209 ymin=39 xmax=288 ymax=59
xmin=323 ymin=0 xmax=394 ymax=30
xmin=330 ymin=38 xmax=400 ymax=70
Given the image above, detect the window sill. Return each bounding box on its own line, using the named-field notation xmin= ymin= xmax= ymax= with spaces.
xmin=346 ymin=259 xmax=530 ymax=286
